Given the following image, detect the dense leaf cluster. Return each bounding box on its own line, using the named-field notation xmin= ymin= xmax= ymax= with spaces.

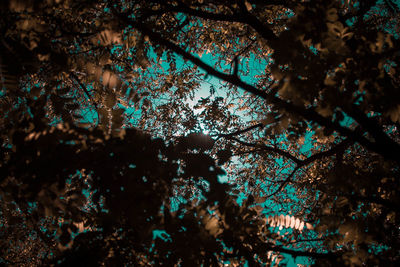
xmin=1 ymin=0 xmax=400 ymax=266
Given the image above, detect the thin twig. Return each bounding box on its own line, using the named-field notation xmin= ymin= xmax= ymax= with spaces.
xmin=69 ymin=72 xmax=100 ymax=124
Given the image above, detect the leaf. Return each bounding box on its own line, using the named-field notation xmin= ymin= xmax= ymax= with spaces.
xmin=244 ymin=1 xmax=252 ymax=11
xmin=388 ymin=105 xmax=400 ymax=122
xmin=260 ymin=115 xmax=275 ymax=126
xmin=105 ymin=93 xmax=116 ymax=108
xmin=108 ymin=74 xmax=120 ymax=89
xmin=254 ymin=196 xmax=267 ymax=204
xmin=102 ymin=70 xmax=112 ymax=87
xmin=326 ymin=8 xmax=338 ymax=22
xmin=112 ymin=108 xmax=125 ymax=129
xmin=204 ymin=216 xmax=220 ymax=236
xmin=216 ymin=149 xmax=232 ymax=165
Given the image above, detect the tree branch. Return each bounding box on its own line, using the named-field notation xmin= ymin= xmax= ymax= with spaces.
xmin=266 ymin=165 xmax=300 ymax=198
xmin=266 ymin=244 xmax=340 ymax=259
xmin=124 ymin=15 xmax=400 ymax=163
xmin=302 ymin=139 xmax=352 ymax=165
xmin=69 ymin=72 xmax=100 ymax=124
xmin=217 ymin=123 xmax=264 ymax=140
xmin=230 ymin=137 xmax=302 ymax=164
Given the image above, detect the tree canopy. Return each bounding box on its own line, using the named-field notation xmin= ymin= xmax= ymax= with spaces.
xmin=1 ymin=0 xmax=400 ymax=266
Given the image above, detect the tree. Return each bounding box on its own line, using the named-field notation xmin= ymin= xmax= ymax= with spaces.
xmin=1 ymin=0 xmax=400 ymax=265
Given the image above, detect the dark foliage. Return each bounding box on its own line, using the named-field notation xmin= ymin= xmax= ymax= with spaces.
xmin=1 ymin=0 xmax=400 ymax=266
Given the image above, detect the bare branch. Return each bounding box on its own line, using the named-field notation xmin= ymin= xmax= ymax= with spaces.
xmin=69 ymin=72 xmax=100 ymax=123
xmin=230 ymin=137 xmax=302 ymax=164
xmin=265 ymin=165 xmax=299 ymax=198
xmin=217 ymin=123 xmax=264 ymax=140
xmin=121 ymin=13 xmax=400 ymax=162
xmin=302 ymin=139 xmax=352 ymax=165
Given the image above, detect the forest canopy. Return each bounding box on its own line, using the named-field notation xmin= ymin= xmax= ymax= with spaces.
xmin=1 ymin=0 xmax=400 ymax=266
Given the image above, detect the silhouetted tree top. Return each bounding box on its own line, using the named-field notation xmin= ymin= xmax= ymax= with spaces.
xmin=1 ymin=0 xmax=400 ymax=265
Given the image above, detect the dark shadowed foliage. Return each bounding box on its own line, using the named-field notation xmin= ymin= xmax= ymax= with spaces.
xmin=1 ymin=0 xmax=400 ymax=266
